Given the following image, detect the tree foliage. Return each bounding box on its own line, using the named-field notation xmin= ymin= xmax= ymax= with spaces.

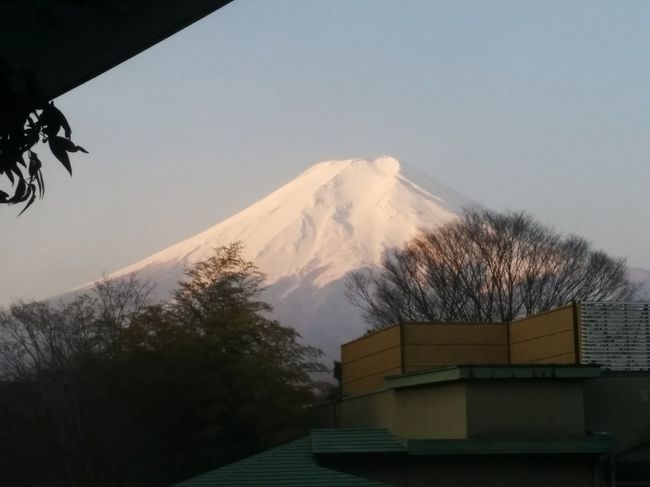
xmin=347 ymin=208 xmax=638 ymax=330
xmin=0 ymin=243 xmax=323 ymax=487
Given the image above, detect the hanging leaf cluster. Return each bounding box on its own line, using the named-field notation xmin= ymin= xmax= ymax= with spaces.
xmin=0 ymin=99 xmax=87 ymax=215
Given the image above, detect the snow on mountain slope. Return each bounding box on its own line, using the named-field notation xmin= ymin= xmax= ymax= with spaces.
xmin=111 ymin=156 xmax=468 ymax=286
xmin=100 ymin=156 xmax=473 ymax=361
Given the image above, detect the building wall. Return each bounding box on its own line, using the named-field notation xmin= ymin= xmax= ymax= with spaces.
xmin=466 ymin=381 xmax=586 ymax=439
xmin=341 ymin=306 xmax=580 ymax=396
xmin=405 ymin=455 xmax=598 ymax=487
xmin=584 ymin=374 xmax=650 ymax=451
xmin=509 ymin=305 xmax=576 ymax=364
xmin=404 ymin=323 xmax=509 ymax=372
xmin=391 ymin=382 xmax=468 ymax=439
xmin=326 ymin=454 xmax=599 ymax=487
xmin=336 ymin=389 xmax=397 ymax=431
xmin=337 ymin=383 xmax=469 ymax=439
xmin=341 ymin=325 xmax=402 ymax=396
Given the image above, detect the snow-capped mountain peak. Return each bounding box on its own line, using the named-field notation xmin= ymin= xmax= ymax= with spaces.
xmin=89 ymin=157 xmax=473 ymax=359
xmin=110 ymin=156 xmax=470 ymax=288
xmin=76 ymin=157 xmax=650 ymax=361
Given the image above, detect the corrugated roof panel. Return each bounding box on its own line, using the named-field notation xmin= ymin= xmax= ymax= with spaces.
xmin=173 ymin=436 xmax=387 ymax=486
xmin=311 ymin=428 xmax=406 ymax=454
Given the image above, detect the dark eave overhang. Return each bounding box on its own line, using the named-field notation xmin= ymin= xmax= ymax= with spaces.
xmin=384 ymin=364 xmax=603 ymax=390
xmin=1 ymin=0 xmax=234 ymax=100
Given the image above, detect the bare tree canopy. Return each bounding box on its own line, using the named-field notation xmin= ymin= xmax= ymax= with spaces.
xmin=347 ymin=208 xmax=638 ymax=330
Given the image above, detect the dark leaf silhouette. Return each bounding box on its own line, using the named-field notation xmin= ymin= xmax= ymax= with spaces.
xmin=17 ymin=184 xmax=37 ymax=216
xmin=0 ymin=66 xmax=86 ymax=214
xmin=59 ymin=137 xmax=88 ymax=153
xmin=28 ymin=151 xmax=44 ymax=198
xmin=48 ymin=136 xmax=72 ymax=175
xmin=41 ymin=102 xmax=71 ymax=138
xmin=37 ymin=170 xmax=45 ymax=197
xmin=8 ymin=178 xmax=28 ymax=204
xmin=28 ymin=151 xmax=41 ymax=176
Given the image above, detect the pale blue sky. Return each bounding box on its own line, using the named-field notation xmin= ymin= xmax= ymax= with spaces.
xmin=1 ymin=0 xmax=649 ymax=304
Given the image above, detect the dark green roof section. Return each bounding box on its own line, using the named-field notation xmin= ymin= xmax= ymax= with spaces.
xmin=172 ymin=437 xmax=387 ymax=487
xmin=407 ymin=435 xmax=617 ymax=456
xmin=385 ymin=364 xmax=602 ymax=389
xmin=311 ymin=428 xmax=406 ymax=454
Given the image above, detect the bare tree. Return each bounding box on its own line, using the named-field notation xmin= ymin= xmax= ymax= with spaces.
xmin=347 ymin=208 xmax=638 ymax=330
xmin=0 ymin=275 xmax=153 ymax=379
xmin=0 ymin=276 xmax=153 ymax=487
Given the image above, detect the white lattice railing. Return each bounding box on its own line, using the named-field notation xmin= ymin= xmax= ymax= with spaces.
xmin=580 ymin=301 xmax=650 ymax=371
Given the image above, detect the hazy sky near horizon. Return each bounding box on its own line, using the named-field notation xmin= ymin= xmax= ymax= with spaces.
xmin=1 ymin=0 xmax=649 ymax=305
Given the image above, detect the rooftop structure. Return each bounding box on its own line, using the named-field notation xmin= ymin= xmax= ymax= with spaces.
xmin=342 ymin=302 xmax=650 ymax=396
xmin=176 ymin=302 xmax=650 ymax=486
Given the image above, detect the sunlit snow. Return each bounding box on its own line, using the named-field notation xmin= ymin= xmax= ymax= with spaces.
xmin=94 ymin=157 xmax=476 ymax=360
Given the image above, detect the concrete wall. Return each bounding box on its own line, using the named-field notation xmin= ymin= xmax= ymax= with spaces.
xmin=326 ymin=453 xmax=599 ymax=487
xmin=338 ymin=378 xmax=588 ymax=441
xmin=341 ymin=325 xmax=401 ymax=396
xmin=337 ymin=382 xmax=469 ymax=439
xmin=391 ymin=382 xmax=468 ymax=439
xmin=405 ymin=456 xmax=598 ymax=487
xmin=404 ymin=323 xmax=509 ymax=372
xmin=509 ymin=305 xmax=576 ymax=364
xmin=466 ymin=381 xmax=586 ymax=439
xmin=584 ymin=374 xmax=650 ymax=451
xmin=336 ymin=389 xmax=397 ymax=431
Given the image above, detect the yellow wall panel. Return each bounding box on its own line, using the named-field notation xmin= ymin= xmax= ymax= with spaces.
xmin=340 ymin=306 xmax=580 ymax=395
xmin=405 ymin=344 xmax=509 ymax=369
xmin=405 ymin=323 xmax=508 ymax=345
xmin=342 ymin=345 xmax=401 ymax=383
xmin=509 ymin=306 xmax=574 ymax=343
xmin=509 ymin=306 xmax=576 ymax=364
xmin=341 ymin=325 xmax=400 ymax=362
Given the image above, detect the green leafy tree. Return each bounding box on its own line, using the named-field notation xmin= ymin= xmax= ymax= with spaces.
xmin=0 ymin=243 xmax=323 ymax=487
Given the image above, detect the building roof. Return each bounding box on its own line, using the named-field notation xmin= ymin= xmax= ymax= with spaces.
xmin=385 ymin=364 xmax=602 ymax=390
xmin=173 ymin=427 xmax=616 ymax=486
xmin=311 ymin=428 xmax=406 ymax=454
xmin=172 ymin=436 xmax=387 ymax=487
xmin=311 ymin=428 xmax=616 ymax=457
xmin=407 ymin=436 xmax=617 ymax=456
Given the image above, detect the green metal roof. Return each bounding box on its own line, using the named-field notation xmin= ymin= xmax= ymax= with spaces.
xmin=311 ymin=428 xmax=406 ymax=454
xmin=385 ymin=364 xmax=602 ymax=390
xmin=172 ymin=436 xmax=387 ymax=487
xmin=407 ymin=435 xmax=617 ymax=456
xmin=172 ymin=428 xmax=615 ymax=486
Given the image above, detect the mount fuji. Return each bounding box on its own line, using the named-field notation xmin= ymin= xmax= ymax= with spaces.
xmin=98 ymin=156 xmax=473 ymax=361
